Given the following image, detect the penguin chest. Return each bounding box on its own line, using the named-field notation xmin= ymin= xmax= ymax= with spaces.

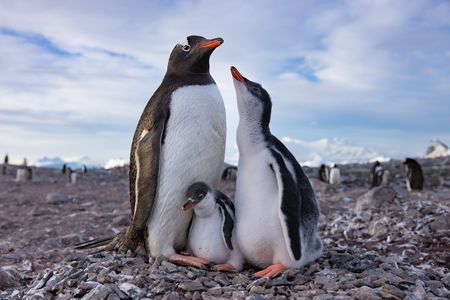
xmin=188 ymin=212 xmax=229 ymax=263
xmin=235 ymin=150 xmax=283 ymax=266
xmin=146 ymin=84 xmax=226 ymax=256
xmin=161 ymin=84 xmax=226 ymax=178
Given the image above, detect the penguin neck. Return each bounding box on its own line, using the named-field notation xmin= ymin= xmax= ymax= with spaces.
xmin=193 ymin=196 xmax=216 ymax=217
xmin=237 ymin=118 xmax=271 ymax=155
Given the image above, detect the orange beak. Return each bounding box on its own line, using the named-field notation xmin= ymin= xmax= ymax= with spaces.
xmin=181 ymin=199 xmax=197 ymax=211
xmin=231 ymin=66 xmax=244 ymax=82
xmin=199 ymin=38 xmax=224 ymax=49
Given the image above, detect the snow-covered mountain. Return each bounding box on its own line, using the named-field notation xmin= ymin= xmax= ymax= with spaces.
xmin=33 ymin=156 xmax=101 ymax=169
xmin=104 ymin=158 xmax=128 ymax=169
xmin=425 ymin=139 xmax=450 ymax=159
xmin=280 ymin=137 xmax=390 ymax=167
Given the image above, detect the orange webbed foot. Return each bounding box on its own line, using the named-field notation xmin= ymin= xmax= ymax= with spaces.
xmin=213 ymin=263 xmax=236 ymax=272
xmin=169 ymin=254 xmax=209 ymax=269
xmin=254 ymin=262 xmax=287 ymax=278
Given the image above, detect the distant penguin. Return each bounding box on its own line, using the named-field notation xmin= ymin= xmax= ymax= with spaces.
xmin=221 ymin=166 xmax=237 ymax=181
xmin=318 ymin=164 xmax=329 ymax=183
xmin=76 ymin=36 xmax=226 ymax=266
xmin=67 ymin=167 xmax=77 ymax=184
xmin=329 ymin=164 xmax=341 ymax=185
xmin=228 ymin=67 xmax=322 ymax=278
xmin=62 ymin=163 xmax=67 ymax=174
xmin=16 ymin=168 xmax=31 ymax=182
xmin=2 ymin=154 xmax=7 ymax=175
xmin=22 ymin=158 xmax=27 ymax=166
xmin=26 ymin=167 xmax=33 ymax=181
xmin=403 ymin=158 xmax=424 ymax=191
xmin=370 ymin=161 xmax=385 ymax=188
xmin=81 ymin=165 xmax=88 ymax=174
xmin=182 ymin=182 xmax=236 ymax=269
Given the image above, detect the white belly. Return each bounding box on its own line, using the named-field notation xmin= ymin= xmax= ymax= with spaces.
xmin=235 ymin=149 xmax=284 ymax=267
xmin=329 ymin=168 xmax=341 ymax=184
xmin=188 ymin=211 xmax=230 ymax=263
xmin=146 ymin=84 xmax=226 ymax=257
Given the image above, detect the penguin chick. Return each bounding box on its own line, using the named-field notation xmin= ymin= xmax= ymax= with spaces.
xmin=230 ymin=66 xmax=322 ymax=278
xmin=182 ymin=182 xmax=238 ymax=271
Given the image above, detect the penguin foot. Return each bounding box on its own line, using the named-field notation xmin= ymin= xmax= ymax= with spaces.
xmin=212 ymin=263 xmax=236 ymax=272
xmin=104 ymin=228 xmax=146 ymax=255
xmin=169 ymin=254 xmax=209 ymax=269
xmin=254 ymin=262 xmax=287 ymax=278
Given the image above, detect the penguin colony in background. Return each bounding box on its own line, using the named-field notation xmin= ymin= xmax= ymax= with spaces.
xmin=74 ymin=35 xmax=428 ymax=278
xmin=62 ymin=163 xmax=88 ymax=184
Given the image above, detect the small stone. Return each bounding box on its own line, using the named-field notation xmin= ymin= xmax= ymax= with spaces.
xmin=118 ymin=282 xmax=144 ymax=298
xmin=313 ymin=295 xmax=334 ymax=300
xmin=161 ymin=261 xmax=179 ymax=273
xmin=246 ymin=295 xmax=265 ymax=300
xmin=162 ymin=291 xmax=181 ymax=300
xmin=404 ymin=280 xmax=426 ymax=300
xmin=33 ymin=269 xmax=53 ymax=289
xmin=355 ymin=286 xmax=381 ymax=300
xmin=207 ymin=287 xmax=223 ymax=296
xmin=106 ymin=284 xmax=130 ymax=299
xmin=246 ymin=277 xmax=269 ymax=289
xmin=231 ymin=290 xmax=246 ymax=299
xmin=249 ymin=285 xmax=270 ymax=295
xmin=231 ymin=274 xmax=249 ymax=286
xmin=213 ymin=275 xmax=231 ymax=286
xmin=81 ymin=284 xmax=111 ymax=300
xmin=380 ymin=283 xmax=406 ymax=299
xmin=0 ymin=268 xmax=19 ymax=289
xmin=45 ymin=192 xmax=70 ymax=204
xmin=177 ymin=281 xmax=205 ymax=292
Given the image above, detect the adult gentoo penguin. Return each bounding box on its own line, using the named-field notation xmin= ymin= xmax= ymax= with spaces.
xmin=77 ymin=36 xmax=226 ymax=266
xmin=370 ymin=161 xmax=384 ymax=188
xmin=329 ymin=164 xmax=341 ymax=185
xmin=318 ymin=164 xmax=329 ymax=183
xmin=403 ymin=158 xmax=424 ymax=191
xmin=228 ymin=66 xmax=322 ymax=278
xmin=181 ymin=182 xmax=237 ymax=268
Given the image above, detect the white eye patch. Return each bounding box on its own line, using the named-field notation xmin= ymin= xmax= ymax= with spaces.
xmin=177 ymin=37 xmax=189 ymax=47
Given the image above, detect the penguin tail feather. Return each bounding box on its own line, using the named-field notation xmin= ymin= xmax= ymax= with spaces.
xmin=74 ymin=236 xmax=116 ymax=250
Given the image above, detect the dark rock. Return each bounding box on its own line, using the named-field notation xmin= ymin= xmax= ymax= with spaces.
xmin=177 ymin=281 xmax=205 ymax=292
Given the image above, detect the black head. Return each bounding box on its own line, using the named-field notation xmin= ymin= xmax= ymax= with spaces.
xmin=182 ymin=182 xmax=210 ymax=211
xmin=167 ymin=35 xmax=223 ymax=74
xmin=403 ymin=158 xmax=418 ymax=166
xmin=230 ymin=66 xmax=272 ymax=129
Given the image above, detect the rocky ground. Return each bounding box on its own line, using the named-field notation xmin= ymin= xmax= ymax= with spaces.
xmin=0 ymin=158 xmax=449 ymax=299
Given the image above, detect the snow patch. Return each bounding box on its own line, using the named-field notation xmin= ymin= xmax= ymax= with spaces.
xmin=104 ymin=158 xmax=128 ymax=169
xmin=280 ymin=137 xmax=390 ymax=167
xmin=425 ymin=139 xmax=450 ymax=159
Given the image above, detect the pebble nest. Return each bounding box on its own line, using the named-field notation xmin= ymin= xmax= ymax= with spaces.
xmin=1 ymin=158 xmax=449 ymax=299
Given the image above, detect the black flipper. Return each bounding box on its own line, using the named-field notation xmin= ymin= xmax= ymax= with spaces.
xmin=269 ymin=148 xmax=302 ymax=261
xmin=215 ymin=191 xmax=235 ymax=251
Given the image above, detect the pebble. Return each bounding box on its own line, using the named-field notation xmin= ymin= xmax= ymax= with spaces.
xmin=45 ymin=192 xmax=70 ymax=204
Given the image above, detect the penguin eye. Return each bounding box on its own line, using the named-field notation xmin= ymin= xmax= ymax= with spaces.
xmin=251 ymin=86 xmax=261 ymax=96
xmin=182 ymin=45 xmax=191 ymax=52
xmin=198 ymin=193 xmax=205 ymax=199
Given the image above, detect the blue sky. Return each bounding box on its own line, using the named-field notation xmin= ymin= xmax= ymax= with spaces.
xmin=0 ymin=0 xmax=449 ymax=165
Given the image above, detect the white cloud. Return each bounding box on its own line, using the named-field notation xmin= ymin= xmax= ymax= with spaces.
xmin=0 ymin=0 xmax=449 ymax=165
